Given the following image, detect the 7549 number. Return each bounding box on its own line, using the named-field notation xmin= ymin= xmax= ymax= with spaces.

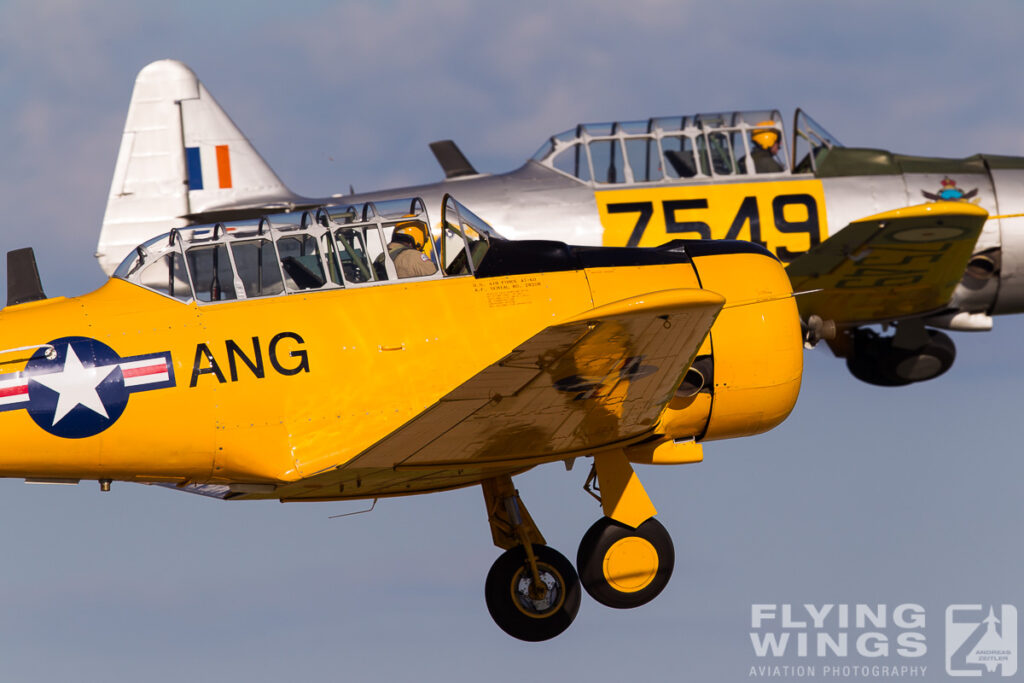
xmin=606 ymin=193 xmax=822 ymax=262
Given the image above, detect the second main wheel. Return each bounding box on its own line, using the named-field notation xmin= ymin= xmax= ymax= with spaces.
xmin=845 ymin=327 xmax=956 ymax=386
xmin=845 ymin=328 xmax=910 ymax=386
xmin=484 ymin=544 xmax=581 ymax=642
xmin=892 ymin=329 xmax=955 ymax=383
xmin=576 ymin=516 xmax=674 ymax=609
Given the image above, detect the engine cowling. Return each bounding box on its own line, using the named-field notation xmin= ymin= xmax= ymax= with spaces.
xmin=655 ymin=241 xmax=803 ymax=445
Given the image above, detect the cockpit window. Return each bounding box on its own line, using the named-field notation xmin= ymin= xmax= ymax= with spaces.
xmin=662 ymin=135 xmax=700 ymax=178
xmin=362 ymin=226 xmax=391 ymax=282
xmin=589 ymin=139 xmax=626 ymax=184
xmin=582 ymin=122 xmax=614 ymax=136
xmin=187 ymin=243 xmax=237 ymax=302
xmin=553 ymin=128 xmax=577 ymax=145
xmin=737 ymin=115 xmax=787 ymax=174
xmin=530 ymin=138 xmax=554 ymax=163
xmin=459 ymin=203 xmax=494 ymax=271
xmin=704 ymin=131 xmax=737 ymax=176
xmin=617 ymin=120 xmax=649 ymax=135
xmin=651 ymin=116 xmax=686 ymax=132
xmin=442 ymin=218 xmax=469 ymax=276
xmin=694 ymin=135 xmax=711 ymax=176
xmin=552 ymin=143 xmax=591 ymax=182
xmin=333 ymin=227 xmax=375 ymax=283
xmin=624 ymin=137 xmax=662 ymax=182
xmin=138 ymin=253 xmax=191 ymax=301
xmin=277 ymin=234 xmax=327 ymax=290
xmin=533 ymin=110 xmax=791 ymax=181
xmin=793 ymin=108 xmax=843 ymax=173
xmin=114 ymin=196 xmax=461 ymax=303
xmin=231 ymin=239 xmax=284 ymax=298
xmin=730 ymin=131 xmax=750 ymax=175
xmin=441 ymin=194 xmax=497 ymax=275
xmin=318 ymin=232 xmax=344 ymax=285
xmin=384 ymin=221 xmax=438 ymax=279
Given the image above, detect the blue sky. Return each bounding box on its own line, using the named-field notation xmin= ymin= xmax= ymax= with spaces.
xmin=0 ymin=1 xmax=1023 ymax=681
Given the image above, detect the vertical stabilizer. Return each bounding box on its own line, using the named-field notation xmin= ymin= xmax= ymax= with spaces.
xmin=97 ymin=60 xmax=299 ymax=274
xmin=6 ymin=248 xmax=46 ymax=307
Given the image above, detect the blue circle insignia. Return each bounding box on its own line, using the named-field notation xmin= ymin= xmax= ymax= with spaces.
xmin=25 ymin=337 xmax=129 ymax=439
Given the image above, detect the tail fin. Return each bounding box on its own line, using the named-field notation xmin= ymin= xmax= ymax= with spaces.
xmin=97 ymin=59 xmax=302 ymax=274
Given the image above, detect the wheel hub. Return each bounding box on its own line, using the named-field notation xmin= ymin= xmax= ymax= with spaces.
xmin=895 ymin=353 xmax=942 ymax=381
xmin=511 ymin=564 xmax=564 ymax=617
xmin=602 ymin=537 xmax=659 ymax=593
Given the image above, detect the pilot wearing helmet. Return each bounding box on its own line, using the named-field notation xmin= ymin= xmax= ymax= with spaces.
xmin=388 ymin=220 xmax=437 ymax=278
xmin=750 ymin=121 xmax=785 ymax=173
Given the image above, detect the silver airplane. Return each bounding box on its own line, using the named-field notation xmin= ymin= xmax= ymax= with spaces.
xmin=99 ymin=59 xmax=1022 ymax=387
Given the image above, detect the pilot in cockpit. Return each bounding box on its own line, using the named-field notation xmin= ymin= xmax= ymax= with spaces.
xmin=388 ymin=221 xmax=438 ymax=278
xmin=749 ymin=122 xmax=784 ymax=173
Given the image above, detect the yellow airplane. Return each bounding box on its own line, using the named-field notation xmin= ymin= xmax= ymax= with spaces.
xmin=5 ymin=194 xmax=802 ymax=641
xmin=98 ymin=61 xmax=1002 ymax=388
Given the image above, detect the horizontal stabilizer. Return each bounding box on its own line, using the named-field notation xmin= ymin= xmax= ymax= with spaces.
xmin=429 ymin=140 xmax=478 ymax=178
xmin=6 ymin=248 xmax=46 ymax=307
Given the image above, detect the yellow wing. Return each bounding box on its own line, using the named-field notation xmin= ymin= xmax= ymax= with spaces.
xmin=786 ymin=202 xmax=988 ymax=324
xmin=266 ymin=288 xmax=724 ymax=504
xmin=351 ymin=288 xmax=723 ymax=470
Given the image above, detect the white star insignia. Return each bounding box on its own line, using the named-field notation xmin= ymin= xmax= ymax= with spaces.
xmin=31 ymin=345 xmax=117 ymax=426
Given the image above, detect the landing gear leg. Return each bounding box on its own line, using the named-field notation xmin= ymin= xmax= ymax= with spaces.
xmin=481 ymin=476 xmax=581 ymax=642
xmin=577 ymin=450 xmax=675 ymax=609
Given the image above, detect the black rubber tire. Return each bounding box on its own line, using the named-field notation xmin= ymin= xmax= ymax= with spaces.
xmin=484 ymin=544 xmax=581 ymax=642
xmin=845 ymin=330 xmax=909 ymax=387
xmin=893 ymin=329 xmax=955 ymax=383
xmin=576 ymin=516 xmax=675 ymax=609
xmin=845 ymin=328 xmax=955 ymax=386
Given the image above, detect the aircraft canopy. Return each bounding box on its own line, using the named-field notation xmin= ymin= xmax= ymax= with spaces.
xmin=112 ymin=196 xmax=503 ymax=303
xmin=531 ymin=109 xmax=846 ymax=184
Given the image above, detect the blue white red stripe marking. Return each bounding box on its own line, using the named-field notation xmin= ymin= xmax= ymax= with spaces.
xmin=185 ymin=145 xmax=232 ymax=191
xmin=0 ymin=353 xmax=173 ymax=413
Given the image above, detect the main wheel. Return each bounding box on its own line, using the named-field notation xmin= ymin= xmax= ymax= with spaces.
xmin=484 ymin=544 xmax=581 ymax=642
xmin=845 ymin=328 xmax=955 ymax=386
xmin=576 ymin=516 xmax=674 ymax=609
xmin=892 ymin=329 xmax=955 ymax=383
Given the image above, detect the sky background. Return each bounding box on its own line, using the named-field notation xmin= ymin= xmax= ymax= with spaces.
xmin=1 ymin=1 xmax=1023 ymax=680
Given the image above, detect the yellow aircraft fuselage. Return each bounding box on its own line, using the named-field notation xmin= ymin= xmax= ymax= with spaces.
xmin=0 ymin=243 xmax=799 ymax=499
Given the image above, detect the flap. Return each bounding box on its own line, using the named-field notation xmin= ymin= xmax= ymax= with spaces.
xmin=786 ymin=202 xmax=988 ymax=324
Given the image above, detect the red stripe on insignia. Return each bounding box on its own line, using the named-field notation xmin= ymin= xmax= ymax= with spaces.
xmin=123 ymin=364 xmax=166 ymax=379
xmin=0 ymin=384 xmax=28 ymax=398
